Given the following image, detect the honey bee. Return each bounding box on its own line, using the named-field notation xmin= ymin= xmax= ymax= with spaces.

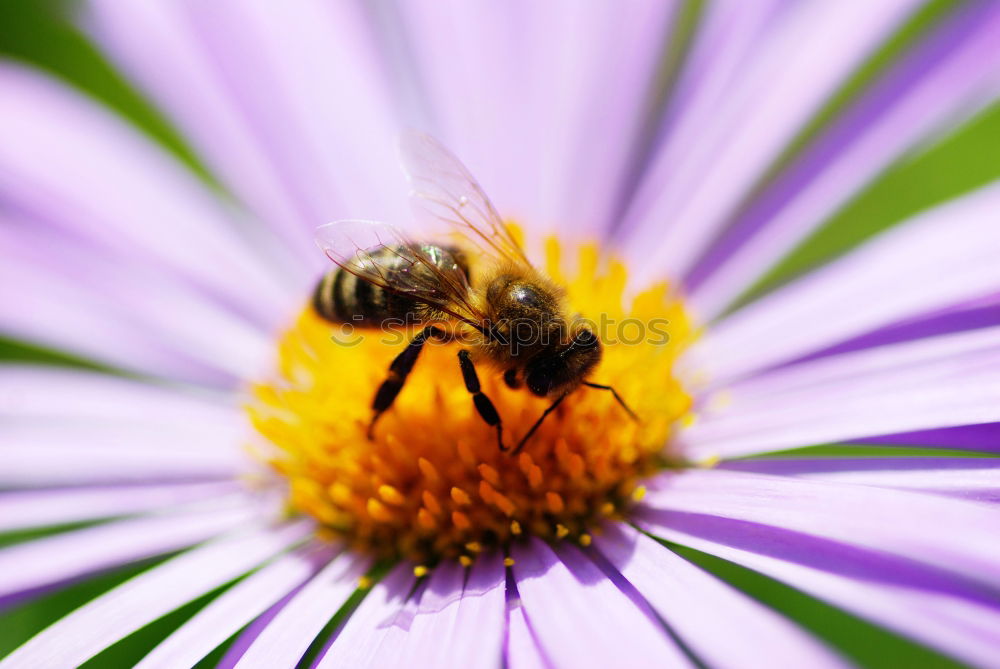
xmin=313 ymin=131 xmax=636 ymax=453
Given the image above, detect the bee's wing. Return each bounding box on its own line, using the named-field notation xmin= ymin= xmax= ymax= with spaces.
xmin=400 ymin=130 xmax=532 ymax=268
xmin=315 ymin=219 xmax=485 ymax=326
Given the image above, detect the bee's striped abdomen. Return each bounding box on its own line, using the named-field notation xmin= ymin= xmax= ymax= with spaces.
xmin=313 ymin=245 xmax=461 ymax=327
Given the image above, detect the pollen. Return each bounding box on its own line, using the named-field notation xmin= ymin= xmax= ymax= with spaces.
xmin=248 ymin=236 xmax=693 ymax=565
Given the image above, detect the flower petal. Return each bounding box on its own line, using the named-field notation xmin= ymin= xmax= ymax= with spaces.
xmin=83 ymin=0 xmax=324 ymax=269
xmin=314 ymin=563 xmax=415 ymax=668
xmin=706 ymin=325 xmax=1000 ymax=404
xmin=622 ymin=0 xmax=920 ymax=276
xmin=596 ymin=523 xmax=850 ymax=668
xmin=135 ymin=544 xmax=334 ymax=669
xmin=510 ymin=538 xmax=693 ymax=668
xmin=0 ymin=520 xmax=312 ymax=668
xmin=0 ymin=222 xmax=271 ymax=384
xmin=864 ymin=422 xmax=1000 ymax=452
xmin=0 ymin=419 xmax=247 ymax=487
xmin=398 ymin=0 xmax=675 ymax=239
xmin=505 ymin=593 xmax=551 ymax=669
xmin=0 ymin=482 xmax=239 ymax=533
xmin=680 ymin=356 xmax=1000 ymax=459
xmin=685 ymin=182 xmax=1000 ymax=384
xmin=638 ymin=506 xmax=1000 ymax=668
xmin=721 ymin=456 xmax=1000 ymax=502
xmin=690 ymin=4 xmax=1000 ymax=313
xmin=0 ymin=496 xmax=257 ymax=602
xmin=790 ymin=291 xmax=1000 ymax=365
xmin=0 ymin=64 xmax=295 ymax=329
xmin=381 ymin=556 xmax=505 ymax=669
xmin=234 ymin=551 xmax=371 ymax=668
xmin=0 ymin=366 xmax=233 ymax=424
xmin=88 ymin=0 xmax=406 ymax=230
xmin=642 ymin=469 xmax=1000 ymax=588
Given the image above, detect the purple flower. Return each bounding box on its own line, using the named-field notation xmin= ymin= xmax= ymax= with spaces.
xmin=1 ymin=2 xmax=999 ymax=668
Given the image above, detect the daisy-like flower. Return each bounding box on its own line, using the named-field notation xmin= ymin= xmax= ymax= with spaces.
xmin=2 ymin=1 xmax=1000 ymax=667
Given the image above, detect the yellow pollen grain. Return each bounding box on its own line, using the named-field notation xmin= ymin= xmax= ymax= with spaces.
xmin=546 ymin=492 xmax=565 ymax=514
xmin=567 ymin=453 xmax=586 ymax=478
xmin=418 ymin=457 xmax=441 ymax=483
xmin=478 ymin=463 xmax=501 ymax=487
xmin=632 ymin=486 xmax=648 ymax=502
xmin=491 ymin=491 xmax=517 ymax=517
xmin=579 ymin=533 xmax=592 ymax=547
xmin=251 ymin=231 xmax=694 ymax=565
xmin=527 ymin=465 xmax=544 ymax=490
xmin=367 ymin=498 xmax=394 ymax=523
xmin=414 ymin=565 xmax=429 ymax=578
xmin=358 ymin=576 xmax=373 ymax=590
xmin=699 ymin=454 xmax=721 ymax=468
xmin=417 ymin=508 xmax=436 ymax=530
xmin=378 ymin=485 xmax=406 ymax=506
xmin=504 ymin=557 xmax=516 ymax=568
xmin=452 ymin=511 xmax=472 ymax=531
xmin=422 ymin=490 xmax=442 ymax=516
xmin=328 ymin=482 xmax=354 ymax=506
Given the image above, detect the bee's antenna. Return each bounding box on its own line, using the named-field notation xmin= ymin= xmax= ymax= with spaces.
xmin=583 ymin=382 xmax=638 ymax=421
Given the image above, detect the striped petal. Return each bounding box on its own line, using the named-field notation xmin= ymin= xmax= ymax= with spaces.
xmin=680 ymin=357 xmax=1000 ymax=459
xmin=0 ymin=63 xmax=295 ymax=330
xmin=135 ymin=544 xmax=333 ymax=669
xmin=0 ymin=366 xmax=233 ymax=424
xmin=622 ymin=0 xmax=920 ymax=277
xmin=0 ymin=482 xmax=239 ymax=533
xmin=722 ymin=458 xmax=1000 ymax=503
xmin=0 ymin=419 xmax=247 ymax=487
xmin=642 ymin=469 xmax=1000 ymax=587
xmin=596 ymin=524 xmax=849 ymax=668
xmin=510 ymin=538 xmax=693 ymax=668
xmin=0 ymin=222 xmax=271 ymax=384
xmin=685 ymin=182 xmax=1000 ymax=384
xmin=381 ymin=556 xmax=505 ymax=669
xmin=690 ymin=3 xmax=1000 ymax=312
xmin=0 ymin=520 xmax=312 ymax=668
xmin=87 ymin=0 xmax=405 ymax=234
xmin=234 ymin=551 xmax=371 ymax=668
xmin=314 ymin=564 xmax=415 ymax=667
xmin=638 ymin=504 xmax=1000 ymax=668
xmin=0 ymin=497 xmax=258 ymax=602
xmin=398 ymin=0 xmax=675 ymax=239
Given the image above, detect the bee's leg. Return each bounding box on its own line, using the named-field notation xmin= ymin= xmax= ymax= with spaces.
xmin=457 ymin=350 xmax=505 ymax=451
xmin=583 ymin=382 xmax=638 ymax=421
xmin=368 ymin=325 xmax=447 ymax=439
xmin=509 ymin=392 xmax=569 ymax=455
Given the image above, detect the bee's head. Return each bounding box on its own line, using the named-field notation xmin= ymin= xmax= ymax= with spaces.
xmin=525 ymin=326 xmax=602 ymax=397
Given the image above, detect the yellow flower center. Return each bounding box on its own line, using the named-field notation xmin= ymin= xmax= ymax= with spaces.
xmin=248 ymin=236 xmax=693 ymax=566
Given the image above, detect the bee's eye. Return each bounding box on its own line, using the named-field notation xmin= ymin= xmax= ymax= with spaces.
xmin=526 ymin=368 xmax=553 ymax=396
xmin=574 ymin=329 xmax=598 ymax=349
